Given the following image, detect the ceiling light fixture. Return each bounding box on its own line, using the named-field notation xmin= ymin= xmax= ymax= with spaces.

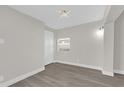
xmin=58 ymin=10 xmax=71 ymax=17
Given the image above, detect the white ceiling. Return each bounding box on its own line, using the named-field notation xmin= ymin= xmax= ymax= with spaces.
xmin=10 ymin=5 xmax=107 ymax=30
xmin=105 ymin=5 xmax=124 ymax=23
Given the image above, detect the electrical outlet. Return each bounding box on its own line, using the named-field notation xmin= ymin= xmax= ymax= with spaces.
xmin=0 ymin=76 xmax=4 ymax=82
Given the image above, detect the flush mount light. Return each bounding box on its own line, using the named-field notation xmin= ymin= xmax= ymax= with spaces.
xmin=58 ymin=10 xmax=71 ymax=17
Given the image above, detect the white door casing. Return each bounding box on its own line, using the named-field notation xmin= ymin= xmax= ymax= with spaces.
xmin=44 ymin=31 xmax=54 ymax=65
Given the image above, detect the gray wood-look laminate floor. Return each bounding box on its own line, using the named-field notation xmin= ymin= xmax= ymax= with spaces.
xmin=10 ymin=63 xmax=124 ymax=87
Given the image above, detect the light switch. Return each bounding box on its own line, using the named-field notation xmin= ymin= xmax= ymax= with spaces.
xmin=0 ymin=38 xmax=5 ymax=44
xmin=0 ymin=76 xmax=4 ymax=82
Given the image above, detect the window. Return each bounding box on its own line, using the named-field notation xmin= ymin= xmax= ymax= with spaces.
xmin=57 ymin=38 xmax=70 ymax=51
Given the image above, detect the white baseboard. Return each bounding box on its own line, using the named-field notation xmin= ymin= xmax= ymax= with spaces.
xmin=54 ymin=60 xmax=102 ymax=71
xmin=0 ymin=67 xmax=45 ymax=87
xmin=55 ymin=60 xmax=124 ymax=76
xmin=114 ymin=70 xmax=124 ymax=75
xmin=102 ymin=71 xmax=114 ymax=77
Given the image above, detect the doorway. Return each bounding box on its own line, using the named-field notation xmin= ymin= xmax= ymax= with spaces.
xmin=44 ymin=31 xmax=54 ymax=65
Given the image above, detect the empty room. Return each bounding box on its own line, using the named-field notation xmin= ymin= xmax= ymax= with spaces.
xmin=0 ymin=4 xmax=124 ymax=87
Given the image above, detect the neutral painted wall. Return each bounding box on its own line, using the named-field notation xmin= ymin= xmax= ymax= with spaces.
xmin=103 ymin=22 xmax=114 ymax=76
xmin=114 ymin=11 xmax=124 ymax=71
xmin=55 ymin=21 xmax=104 ymax=68
xmin=0 ymin=6 xmax=45 ymax=82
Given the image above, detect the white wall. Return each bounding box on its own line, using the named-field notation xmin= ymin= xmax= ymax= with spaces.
xmin=55 ymin=21 xmax=104 ymax=69
xmin=103 ymin=22 xmax=114 ymax=76
xmin=0 ymin=6 xmax=45 ymax=82
xmin=114 ymin=11 xmax=124 ymax=72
